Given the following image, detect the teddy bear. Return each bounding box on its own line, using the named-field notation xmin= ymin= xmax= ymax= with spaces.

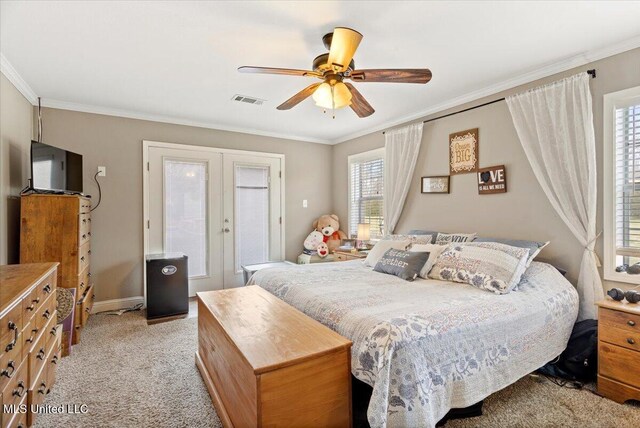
xmin=304 ymin=214 xmax=347 ymax=256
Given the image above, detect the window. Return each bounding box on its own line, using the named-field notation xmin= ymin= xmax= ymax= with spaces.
xmin=348 ymin=148 xmax=384 ymax=239
xmin=604 ymin=86 xmax=640 ymax=284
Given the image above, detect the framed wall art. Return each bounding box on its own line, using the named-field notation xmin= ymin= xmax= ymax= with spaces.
xmin=449 ymin=128 xmax=478 ymax=175
xmin=421 ymin=176 xmax=450 ymax=194
xmin=477 ymin=165 xmax=507 ymax=194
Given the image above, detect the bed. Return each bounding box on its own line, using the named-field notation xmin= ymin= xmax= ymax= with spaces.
xmin=249 ymin=259 xmax=579 ymax=428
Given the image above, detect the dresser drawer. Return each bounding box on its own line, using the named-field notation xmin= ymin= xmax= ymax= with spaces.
xmin=4 ymin=400 xmax=27 ymax=428
xmin=600 ymin=307 xmax=640 ymax=334
xmin=599 ymin=342 xmax=640 ymax=388
xmin=27 ymin=313 xmax=55 ymax=389
xmin=79 ymin=198 xmax=91 ymax=214
xmin=21 ymin=288 xmax=39 ymax=326
xmin=34 ymin=293 xmax=55 ymax=331
xmin=76 ymin=267 xmax=90 ymax=298
xmin=79 ymin=212 xmax=91 ymax=246
xmin=27 ymin=359 xmax=49 ymax=427
xmin=78 ymin=242 xmax=91 ymax=273
xmin=80 ymin=285 xmax=95 ymax=326
xmin=335 ymin=252 xmax=349 ymax=261
xmin=45 ymin=345 xmax=59 ymax=395
xmin=0 ymin=360 xmax=27 ymax=425
xmin=600 ymin=326 xmax=640 ymax=352
xmin=0 ymin=334 xmax=22 ymax=393
xmin=1 ymin=304 xmax=22 ymax=356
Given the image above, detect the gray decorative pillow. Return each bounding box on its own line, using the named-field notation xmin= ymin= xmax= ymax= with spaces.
xmin=373 ymin=249 xmax=430 ymax=281
xmin=474 ymin=237 xmax=549 ymax=267
xmin=429 ymin=242 xmax=529 ymax=294
xmin=435 ymin=232 xmax=477 ymax=245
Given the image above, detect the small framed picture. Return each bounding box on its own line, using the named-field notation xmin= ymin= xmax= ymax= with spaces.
xmin=421 ymin=176 xmax=450 ymax=194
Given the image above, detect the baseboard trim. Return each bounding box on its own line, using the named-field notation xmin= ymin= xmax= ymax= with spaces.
xmin=91 ymin=296 xmax=144 ymax=314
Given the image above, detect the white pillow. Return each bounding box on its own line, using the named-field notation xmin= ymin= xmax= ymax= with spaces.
xmin=364 ymin=240 xmax=412 ymax=267
xmin=410 ymin=244 xmax=447 ymax=278
xmin=386 ymin=234 xmax=433 ymax=245
xmin=435 ymin=232 xmax=477 ymax=245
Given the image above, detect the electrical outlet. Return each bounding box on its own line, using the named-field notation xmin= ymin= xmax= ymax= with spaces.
xmin=302 ymin=199 xmax=308 ymax=208
xmin=97 ymin=166 xmax=106 ymax=177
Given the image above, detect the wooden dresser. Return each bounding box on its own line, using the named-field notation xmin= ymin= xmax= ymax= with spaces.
xmin=597 ymin=299 xmax=640 ymax=403
xmin=1 ymin=263 xmax=62 ymax=428
xmin=20 ymin=194 xmax=95 ymax=345
xmin=196 ymin=286 xmax=352 ymax=427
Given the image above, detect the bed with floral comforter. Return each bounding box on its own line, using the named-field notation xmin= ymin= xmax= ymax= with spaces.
xmin=249 ymin=260 xmax=579 ymax=428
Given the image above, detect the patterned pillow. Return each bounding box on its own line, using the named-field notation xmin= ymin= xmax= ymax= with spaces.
xmin=428 ymin=242 xmax=530 ymax=294
xmin=473 ymin=237 xmax=549 ymax=267
xmin=435 ymin=232 xmax=476 ymax=245
xmin=410 ymin=244 xmax=447 ymax=278
xmin=373 ymin=249 xmax=430 ymax=281
xmin=386 ymin=234 xmax=433 ymax=245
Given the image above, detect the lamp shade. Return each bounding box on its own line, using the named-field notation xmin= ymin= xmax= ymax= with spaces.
xmin=357 ymin=223 xmax=371 ymax=241
xmin=312 ymin=81 xmax=352 ymax=109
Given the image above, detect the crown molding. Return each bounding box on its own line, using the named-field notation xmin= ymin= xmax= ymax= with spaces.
xmin=39 ymin=98 xmax=332 ymax=145
xmin=331 ymin=35 xmax=640 ymax=144
xmin=0 ymin=53 xmax=38 ymax=105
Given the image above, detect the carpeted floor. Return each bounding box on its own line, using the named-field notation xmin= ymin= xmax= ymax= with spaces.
xmin=37 ymin=310 xmax=639 ymax=428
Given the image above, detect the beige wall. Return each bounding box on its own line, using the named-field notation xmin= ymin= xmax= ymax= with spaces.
xmin=0 ymin=73 xmax=33 ymax=265
xmin=333 ymin=48 xmax=640 ymax=287
xmin=37 ymin=108 xmax=333 ymax=301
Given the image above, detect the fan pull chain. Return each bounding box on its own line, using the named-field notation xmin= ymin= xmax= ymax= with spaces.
xmin=331 ymin=84 xmax=336 ymax=119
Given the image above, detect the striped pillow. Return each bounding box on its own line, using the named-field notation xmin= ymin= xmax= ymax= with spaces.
xmin=428 ymin=242 xmax=529 ymax=294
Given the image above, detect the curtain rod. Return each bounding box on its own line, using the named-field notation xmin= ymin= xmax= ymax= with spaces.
xmin=382 ymin=69 xmax=596 ymax=135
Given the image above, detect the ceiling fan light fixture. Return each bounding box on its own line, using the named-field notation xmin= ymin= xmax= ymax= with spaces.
xmin=312 ymin=81 xmax=352 ymax=110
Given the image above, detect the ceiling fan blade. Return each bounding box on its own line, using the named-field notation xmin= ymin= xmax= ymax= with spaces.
xmin=277 ymin=83 xmax=322 ymax=110
xmin=327 ymin=27 xmax=363 ymax=72
xmin=345 ymin=83 xmax=374 ymax=118
xmin=350 ymin=69 xmax=432 ymax=84
xmin=238 ymin=66 xmax=320 ymax=77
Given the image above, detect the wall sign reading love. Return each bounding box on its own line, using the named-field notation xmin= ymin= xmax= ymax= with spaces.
xmin=477 ymin=165 xmax=507 ymax=194
xmin=449 ymin=128 xmax=478 ymax=175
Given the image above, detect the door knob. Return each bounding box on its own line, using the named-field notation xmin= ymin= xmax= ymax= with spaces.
xmin=224 ymin=227 xmax=230 ymax=233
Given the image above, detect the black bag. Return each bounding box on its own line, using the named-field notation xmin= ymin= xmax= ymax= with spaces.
xmin=538 ymin=319 xmax=598 ymax=382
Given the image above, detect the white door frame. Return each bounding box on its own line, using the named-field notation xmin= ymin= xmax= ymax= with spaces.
xmin=142 ymin=140 xmax=286 ymax=305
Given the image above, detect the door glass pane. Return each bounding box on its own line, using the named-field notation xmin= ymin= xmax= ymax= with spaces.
xmin=235 ymin=165 xmax=269 ymax=269
xmin=164 ymin=160 xmax=207 ymax=277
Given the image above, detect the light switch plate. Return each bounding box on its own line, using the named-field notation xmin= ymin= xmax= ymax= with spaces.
xmin=302 ymin=199 xmax=308 ymax=208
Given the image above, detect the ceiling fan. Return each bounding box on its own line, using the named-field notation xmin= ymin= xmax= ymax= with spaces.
xmin=238 ymin=27 xmax=432 ymax=118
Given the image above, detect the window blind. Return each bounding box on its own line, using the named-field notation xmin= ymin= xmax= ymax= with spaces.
xmin=615 ymin=103 xmax=640 ymax=258
xmin=349 ymin=155 xmax=384 ymax=239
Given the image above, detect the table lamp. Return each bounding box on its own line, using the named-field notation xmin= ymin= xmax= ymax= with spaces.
xmin=356 ymin=223 xmax=370 ymax=250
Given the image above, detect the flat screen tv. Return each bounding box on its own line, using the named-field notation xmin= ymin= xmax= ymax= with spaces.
xmin=31 ymin=141 xmax=83 ymax=193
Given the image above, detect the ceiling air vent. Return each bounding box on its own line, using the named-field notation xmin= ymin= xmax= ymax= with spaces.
xmin=232 ymin=94 xmax=265 ymax=106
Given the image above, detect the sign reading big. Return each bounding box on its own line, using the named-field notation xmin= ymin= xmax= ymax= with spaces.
xmin=449 ymin=128 xmax=478 ymax=175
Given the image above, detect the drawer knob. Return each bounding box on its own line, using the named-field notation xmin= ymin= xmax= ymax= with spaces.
xmin=43 ymin=309 xmax=51 ymax=320
xmin=12 ymin=381 xmax=25 ymax=397
xmin=36 ymin=348 xmax=46 ymax=360
xmin=43 ymin=284 xmax=51 ymax=294
xmin=82 ymin=234 xmax=87 ymax=239
xmin=38 ymin=381 xmax=47 ymax=395
xmin=26 ymin=303 xmax=35 ymax=311
xmin=81 ymin=256 xmax=85 ymax=262
xmin=629 ymin=320 xmax=636 ymax=327
xmin=33 ymin=297 xmax=40 ymax=304
xmin=628 ymin=338 xmax=636 ymax=345
xmin=52 ymin=355 xmax=59 ymax=365
xmin=1 ymin=361 xmax=16 ymax=378
xmin=50 ymin=327 xmax=57 ymax=336
xmin=5 ymin=321 xmax=18 ymax=352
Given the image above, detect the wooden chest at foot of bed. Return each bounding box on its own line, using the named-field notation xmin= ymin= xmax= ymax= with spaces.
xmin=196 ymin=285 xmax=353 ymax=428
xmin=597 ymin=300 xmax=640 ymax=404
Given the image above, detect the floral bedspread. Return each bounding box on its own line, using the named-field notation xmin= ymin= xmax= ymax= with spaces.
xmin=249 ymin=260 xmax=579 ymax=428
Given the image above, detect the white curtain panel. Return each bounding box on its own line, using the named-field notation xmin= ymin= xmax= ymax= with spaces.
xmin=383 ymin=122 xmax=423 ymax=235
xmin=506 ymin=72 xmax=603 ymax=320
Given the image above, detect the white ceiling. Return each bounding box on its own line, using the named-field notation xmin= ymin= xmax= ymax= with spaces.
xmin=2 ymin=1 xmax=640 ymax=144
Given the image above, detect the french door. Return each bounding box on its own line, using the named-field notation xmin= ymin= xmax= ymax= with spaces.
xmin=146 ymin=144 xmax=283 ymax=295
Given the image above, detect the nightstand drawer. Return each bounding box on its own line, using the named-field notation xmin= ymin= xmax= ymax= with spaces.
xmin=336 ymin=252 xmax=349 ymax=261
xmin=599 ymin=342 xmax=640 ymax=388
xmin=600 ymin=307 xmax=640 ymax=334
xmin=600 ymin=326 xmax=640 ymax=352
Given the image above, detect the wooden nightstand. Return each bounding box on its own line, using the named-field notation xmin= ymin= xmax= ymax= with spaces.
xmin=596 ymin=299 xmax=640 ymax=403
xmin=334 ymin=250 xmax=368 ymax=261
